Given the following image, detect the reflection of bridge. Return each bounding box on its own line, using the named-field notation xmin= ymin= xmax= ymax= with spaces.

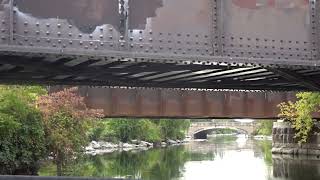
xmin=188 ymin=121 xmax=257 ymax=139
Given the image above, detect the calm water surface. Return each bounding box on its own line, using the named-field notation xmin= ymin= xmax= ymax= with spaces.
xmin=39 ymin=136 xmax=320 ymax=180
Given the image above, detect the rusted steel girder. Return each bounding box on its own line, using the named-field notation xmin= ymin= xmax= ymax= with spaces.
xmin=50 ymin=86 xmax=299 ymax=119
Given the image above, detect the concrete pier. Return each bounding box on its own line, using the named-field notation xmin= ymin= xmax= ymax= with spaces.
xmin=272 ymin=122 xmax=320 ymax=155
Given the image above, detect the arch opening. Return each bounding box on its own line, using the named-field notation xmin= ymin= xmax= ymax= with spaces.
xmin=193 ymin=127 xmax=249 ymax=139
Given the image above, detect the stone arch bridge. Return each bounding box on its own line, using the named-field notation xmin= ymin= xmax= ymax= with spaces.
xmin=188 ymin=121 xmax=257 ymax=139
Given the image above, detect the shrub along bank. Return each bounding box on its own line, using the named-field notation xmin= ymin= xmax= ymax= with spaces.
xmin=89 ymin=118 xmax=190 ymax=144
xmin=0 ymin=86 xmax=190 ymax=175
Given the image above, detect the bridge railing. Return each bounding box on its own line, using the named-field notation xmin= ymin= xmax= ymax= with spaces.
xmin=0 ymin=0 xmax=318 ymax=66
xmin=190 ymin=122 xmax=256 ymax=127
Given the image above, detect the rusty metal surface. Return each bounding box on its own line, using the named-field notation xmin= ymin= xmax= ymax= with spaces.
xmin=222 ymin=0 xmax=313 ymax=60
xmin=0 ymin=0 xmax=319 ymax=90
xmin=51 ymin=86 xmax=300 ymax=119
xmin=128 ymin=0 xmax=212 ymax=55
xmin=13 ymin=0 xmax=121 ymax=51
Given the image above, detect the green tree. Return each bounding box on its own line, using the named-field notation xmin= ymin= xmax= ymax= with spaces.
xmin=159 ymin=119 xmax=190 ymax=140
xmin=36 ymin=87 xmax=103 ymax=176
xmin=103 ymin=119 xmax=161 ymax=143
xmin=0 ymin=86 xmax=46 ymax=175
xmin=90 ymin=118 xmax=190 ymax=143
xmin=255 ymin=121 xmax=274 ymax=136
xmin=279 ymin=92 xmax=320 ymax=144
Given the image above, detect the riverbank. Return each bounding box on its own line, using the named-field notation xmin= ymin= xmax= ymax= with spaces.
xmin=85 ymin=139 xmax=187 ymax=155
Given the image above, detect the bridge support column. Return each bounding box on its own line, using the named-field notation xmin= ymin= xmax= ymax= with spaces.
xmin=272 ymin=122 xmax=320 ymax=155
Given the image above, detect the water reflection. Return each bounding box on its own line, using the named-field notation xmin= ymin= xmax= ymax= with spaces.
xmin=273 ymin=155 xmax=320 ymax=180
xmin=39 ymin=136 xmax=320 ymax=180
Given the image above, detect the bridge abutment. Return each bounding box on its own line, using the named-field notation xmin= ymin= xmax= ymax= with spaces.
xmin=272 ymin=122 xmax=320 ymax=155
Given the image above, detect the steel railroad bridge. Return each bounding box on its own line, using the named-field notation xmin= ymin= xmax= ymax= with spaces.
xmin=0 ymin=0 xmax=319 ymax=91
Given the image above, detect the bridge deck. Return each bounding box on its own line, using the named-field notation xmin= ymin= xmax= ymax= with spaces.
xmin=0 ymin=0 xmax=319 ymax=91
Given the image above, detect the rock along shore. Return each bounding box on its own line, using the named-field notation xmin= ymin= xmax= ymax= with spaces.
xmin=85 ymin=139 xmax=188 ymax=155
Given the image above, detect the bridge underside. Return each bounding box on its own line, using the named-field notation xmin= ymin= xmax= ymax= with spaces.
xmin=0 ymin=0 xmax=320 ymax=91
xmin=1 ymin=50 xmax=320 ymax=91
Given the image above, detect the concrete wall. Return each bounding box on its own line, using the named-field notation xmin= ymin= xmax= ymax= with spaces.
xmin=272 ymin=122 xmax=320 ymax=155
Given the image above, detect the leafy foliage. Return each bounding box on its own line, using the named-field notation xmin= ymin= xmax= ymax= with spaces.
xmin=36 ymin=87 xmax=103 ymax=175
xmin=159 ymin=119 xmax=190 ymax=140
xmin=278 ymin=92 xmax=320 ymax=144
xmin=90 ymin=118 xmax=190 ymax=143
xmin=0 ymin=86 xmax=46 ymax=175
xmin=255 ymin=121 xmax=274 ymax=136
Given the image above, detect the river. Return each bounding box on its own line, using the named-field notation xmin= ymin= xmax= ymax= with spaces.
xmin=39 ymin=135 xmax=320 ymax=180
